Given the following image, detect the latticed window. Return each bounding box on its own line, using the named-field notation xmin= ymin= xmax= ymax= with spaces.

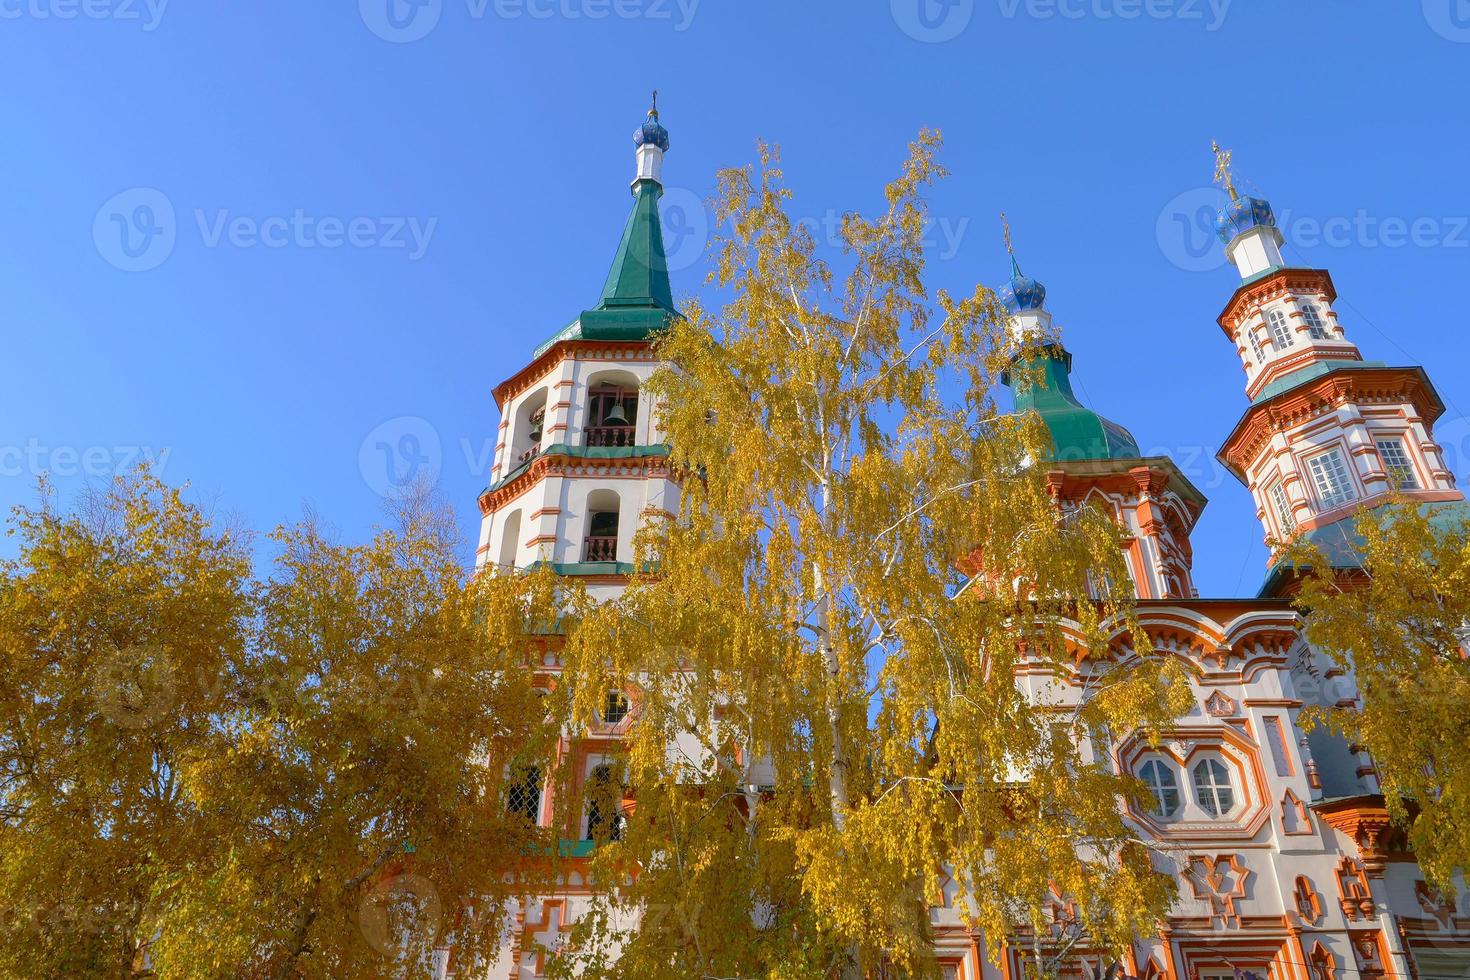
xmin=1301 ymin=303 xmax=1329 ymax=340
xmin=1244 ymin=323 xmax=1268 ymax=362
xmin=507 ymin=766 xmax=542 ymax=824
xmin=1139 ymin=759 xmax=1181 ymax=818
xmin=1307 ymin=448 xmax=1357 ymax=508
xmin=1268 ymin=482 xmax=1296 ymax=535
xmin=603 ymin=690 xmax=630 ymax=725
xmin=1268 ymin=309 xmax=1295 ymax=350
xmin=1375 ymin=437 xmax=1420 ymax=490
xmin=1192 ymin=758 xmax=1236 ymax=817
xmin=585 ymin=764 xmax=624 ymax=841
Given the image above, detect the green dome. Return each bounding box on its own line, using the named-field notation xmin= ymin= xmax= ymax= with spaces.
xmin=1007 ymin=345 xmax=1141 ymax=462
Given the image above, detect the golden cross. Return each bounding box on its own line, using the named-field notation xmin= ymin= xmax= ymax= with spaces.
xmin=1212 ymin=140 xmax=1238 ymax=201
xmin=1001 ymin=211 xmax=1014 ymax=256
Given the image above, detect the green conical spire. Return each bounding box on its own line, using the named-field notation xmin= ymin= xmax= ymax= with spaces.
xmin=595 ymin=178 xmax=676 ymax=313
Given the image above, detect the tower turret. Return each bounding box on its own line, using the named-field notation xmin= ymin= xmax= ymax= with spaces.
xmin=999 ymin=222 xmax=1205 ymax=600
xmin=476 ymin=101 xmax=682 ymax=602
xmin=1209 ymin=145 xmax=1467 ymax=593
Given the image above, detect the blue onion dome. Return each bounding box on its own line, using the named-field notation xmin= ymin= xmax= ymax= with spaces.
xmin=1216 ymin=195 xmax=1276 ymax=245
xmin=998 ymin=258 xmax=1046 ymax=314
xmin=633 ymin=105 xmax=670 ymax=153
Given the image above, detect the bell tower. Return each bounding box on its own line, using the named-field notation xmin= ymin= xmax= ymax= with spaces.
xmin=1210 ymin=145 xmax=1466 ymax=593
xmin=476 ymin=97 xmax=681 ymax=603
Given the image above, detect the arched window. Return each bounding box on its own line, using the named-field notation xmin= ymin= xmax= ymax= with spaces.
xmin=511 ymin=390 xmax=549 ymax=466
xmin=1244 ymin=323 xmax=1268 ymax=363
xmin=1268 ymin=309 xmax=1295 ymax=350
xmin=1301 ymin=303 xmax=1329 ymax=340
xmin=507 ymin=765 xmax=542 ymax=824
xmin=1192 ymin=758 xmax=1236 ymax=817
xmin=1139 ymin=759 xmax=1181 ymax=818
xmin=497 ymin=509 xmax=522 ymax=571
xmin=584 ymin=371 xmax=640 ymax=448
xmin=584 ymin=764 xmax=624 ymax=842
xmin=583 ymin=489 xmax=621 ymax=563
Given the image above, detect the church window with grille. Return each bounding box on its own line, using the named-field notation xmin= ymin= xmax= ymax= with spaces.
xmin=1268 ymin=309 xmax=1295 ymax=350
xmin=603 ymin=690 xmax=630 ymax=725
xmin=1307 ymin=448 xmax=1357 ymax=508
xmin=1301 ymin=303 xmax=1329 ymax=340
xmin=1268 ymin=482 xmax=1296 ymax=535
xmin=1139 ymin=759 xmax=1181 ymax=818
xmin=1375 ymin=437 xmax=1420 ymax=490
xmin=1192 ymin=758 xmax=1236 ymax=817
xmin=507 ymin=766 xmax=542 ymax=824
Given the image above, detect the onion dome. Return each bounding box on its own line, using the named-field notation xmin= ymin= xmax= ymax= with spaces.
xmin=998 ymin=256 xmax=1047 ymax=313
xmin=1215 ymin=195 xmax=1276 ymax=245
xmin=633 ymin=96 xmax=670 ymax=153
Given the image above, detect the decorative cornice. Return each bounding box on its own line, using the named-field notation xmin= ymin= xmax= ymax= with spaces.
xmin=1218 ymin=365 xmax=1448 ymax=484
xmin=479 ymin=447 xmax=673 ymax=515
xmin=1216 ymin=267 xmax=1338 ymax=336
xmin=491 ymin=338 xmax=657 ymax=410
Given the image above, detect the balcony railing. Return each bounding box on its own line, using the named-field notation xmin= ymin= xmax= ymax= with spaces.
xmin=517 ymin=445 xmax=542 ymax=466
xmin=584 ymin=425 xmax=635 ymax=448
xmin=583 ymin=536 xmax=618 ymax=563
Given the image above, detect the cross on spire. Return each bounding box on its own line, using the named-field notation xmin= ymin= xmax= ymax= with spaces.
xmin=649 ymin=89 xmax=659 ymax=119
xmin=1212 ymin=140 xmax=1239 ymax=202
xmin=1000 ymin=211 xmax=1023 ymax=278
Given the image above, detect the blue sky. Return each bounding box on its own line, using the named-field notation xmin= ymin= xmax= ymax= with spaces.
xmin=2 ymin=1 xmax=1468 ymax=596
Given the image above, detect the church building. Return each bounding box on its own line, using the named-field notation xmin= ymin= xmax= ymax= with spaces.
xmin=471 ymin=104 xmax=1470 ymax=979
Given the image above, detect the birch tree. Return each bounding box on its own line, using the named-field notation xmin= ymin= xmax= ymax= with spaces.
xmin=553 ymin=133 xmax=1191 ymax=979
xmin=1288 ymin=500 xmax=1470 ymax=890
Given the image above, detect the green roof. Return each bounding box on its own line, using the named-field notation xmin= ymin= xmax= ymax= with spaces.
xmin=532 ymin=178 xmax=680 ymax=359
xmin=1251 ymin=359 xmax=1386 ymax=404
xmin=1259 ymin=499 xmax=1470 ymax=597
xmin=1007 ymin=345 xmax=1141 ymax=462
